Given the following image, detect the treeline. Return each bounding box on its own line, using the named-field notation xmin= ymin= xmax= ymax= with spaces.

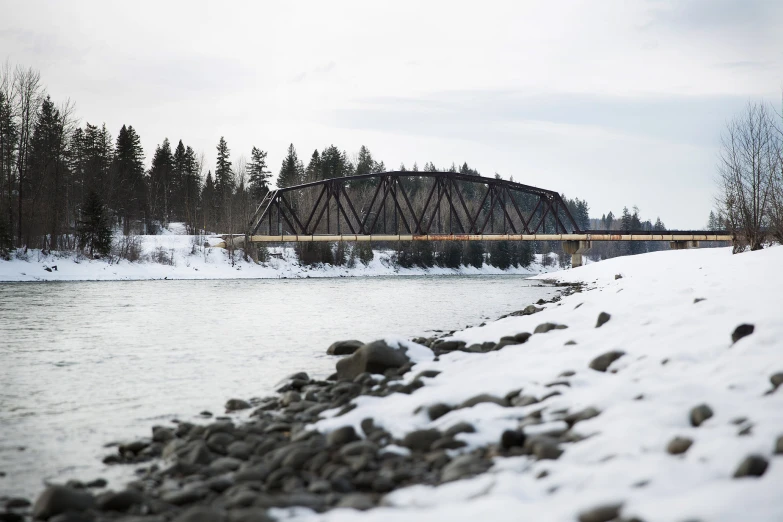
xmin=586 ymin=206 xmax=668 ymax=260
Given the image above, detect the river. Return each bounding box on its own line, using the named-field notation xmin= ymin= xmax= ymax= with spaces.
xmin=0 ymin=275 xmax=554 ymax=500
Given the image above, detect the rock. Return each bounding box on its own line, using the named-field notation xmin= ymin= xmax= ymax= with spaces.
xmin=5 ymin=498 xmax=31 ymax=509
xmin=441 ymin=454 xmax=490 ymax=482
xmin=327 ymin=426 xmax=360 ymax=446
xmin=415 ymin=370 xmax=441 ymax=380
xmin=511 ymin=394 xmax=539 ymax=407
xmin=172 ymin=507 xmax=225 ymax=522
xmin=431 ymin=437 xmax=467 ymax=450
xmin=527 ymin=436 xmax=563 ymax=460
xmin=534 ymin=323 xmax=568 ymax=334
xmin=460 ymin=394 xmax=506 ymax=408
xmin=180 ymin=440 xmax=213 ymax=466
xmin=689 ymin=404 xmax=714 ymax=427
xmin=402 ymin=429 xmax=442 ymax=452
xmin=500 ymin=430 xmax=526 ymax=449
xmin=444 ymin=422 xmax=476 ymax=438
xmin=615 ymin=274 xmax=623 ymax=280
xmin=734 ymin=455 xmax=769 ymax=478
xmin=694 ymin=297 xmax=706 ymax=303
xmin=731 ymin=323 xmax=754 ymax=344
xmin=589 ymin=351 xmax=625 ymax=372
xmin=431 ymin=340 xmax=466 ymax=352
xmin=521 ymin=304 xmax=543 ymax=315
xmin=97 ymin=489 xmax=144 ymax=512
xmin=162 ymin=487 xmax=207 ymax=506
xmin=152 ymin=426 xmax=174 ymax=443
xmin=327 ymin=340 xmax=364 ymax=355
xmin=577 ymin=503 xmax=623 ymax=522
xmin=775 ymin=435 xmax=783 ymax=454
xmin=595 ymin=312 xmax=611 ymax=328
xmin=770 ymin=373 xmax=783 ymax=390
xmin=47 ymin=514 xmax=94 ymax=522
xmin=335 ymin=340 xmax=414 ymax=380
xmin=564 ymin=340 xmax=577 ymax=345
xmin=227 ymin=441 xmax=252 ymax=460
xmin=666 ymin=436 xmax=693 ymax=455
xmin=85 ymin=478 xmax=107 ymax=489
xmin=225 ymin=399 xmax=251 ymax=412
xmin=427 ymin=403 xmax=452 ymax=421
xmin=227 ymin=509 xmax=273 ymax=522
xmin=336 ymin=494 xmax=374 ymax=511
xmin=564 ymin=407 xmax=600 ymax=427
xmin=33 ymin=486 xmax=96 ymax=520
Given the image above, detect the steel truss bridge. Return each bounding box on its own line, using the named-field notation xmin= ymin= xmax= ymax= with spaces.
xmin=238 ymin=171 xmax=731 ymax=266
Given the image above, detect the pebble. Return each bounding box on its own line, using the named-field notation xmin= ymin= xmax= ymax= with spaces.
xmin=577 ymin=503 xmax=623 ymax=522
xmin=445 ymin=422 xmax=476 ymax=438
xmin=327 ymin=426 xmax=360 ymax=446
xmin=402 ymin=429 xmax=442 ymax=452
xmin=589 ymin=351 xmax=625 ymax=372
xmin=595 ymin=312 xmax=611 ymax=328
xmin=689 ymin=404 xmax=714 ymax=427
xmin=733 ymin=455 xmax=769 ymax=478
xmin=666 ymin=436 xmax=693 ymax=455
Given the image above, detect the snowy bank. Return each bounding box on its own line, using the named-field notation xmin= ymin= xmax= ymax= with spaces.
xmin=310 ymin=246 xmax=783 ymax=522
xmin=0 ymin=234 xmax=561 ymax=282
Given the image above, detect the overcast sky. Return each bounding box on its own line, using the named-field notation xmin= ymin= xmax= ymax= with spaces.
xmin=2 ymin=0 xmax=782 ymax=228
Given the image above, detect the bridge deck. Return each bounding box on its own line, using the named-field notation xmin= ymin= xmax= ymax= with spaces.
xmin=244 ymin=233 xmax=732 ymax=243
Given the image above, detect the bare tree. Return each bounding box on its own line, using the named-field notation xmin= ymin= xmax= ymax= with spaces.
xmin=717 ymin=102 xmax=780 ymax=251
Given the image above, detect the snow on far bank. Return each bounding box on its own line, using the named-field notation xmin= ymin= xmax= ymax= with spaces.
xmin=0 ymin=230 xmax=563 ymax=282
xmin=309 ymin=246 xmax=783 ymax=522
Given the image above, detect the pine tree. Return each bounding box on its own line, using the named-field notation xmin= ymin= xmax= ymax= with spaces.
xmin=201 ymin=171 xmax=216 ymax=231
xmin=148 ymin=138 xmax=173 ymax=226
xmin=247 ymin=146 xmax=271 ymax=201
xmin=113 ymin=125 xmax=146 ymax=233
xmin=320 ymin=145 xmax=352 ymax=179
xmin=0 ymin=90 xmax=17 ymax=244
xmin=183 ymin=145 xmax=200 ymax=229
xmin=172 ymin=140 xmax=187 ymax=219
xmin=464 ymin=241 xmax=484 ymax=268
xmin=277 ymin=144 xmax=303 ymax=188
xmin=78 ymin=190 xmax=112 ymax=257
xmin=489 ymin=240 xmax=511 ymax=269
xmin=305 ymin=150 xmax=321 ymax=183
xmin=214 ymin=136 xmax=233 ymax=211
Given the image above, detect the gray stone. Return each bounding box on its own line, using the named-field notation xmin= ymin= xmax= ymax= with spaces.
xmin=444 ymin=422 xmax=476 ymax=438
xmin=614 ymin=274 xmax=623 ymax=280
xmin=427 ymin=403 xmax=452 ymax=420
xmin=97 ymin=489 xmax=144 ymax=512
xmin=595 ymin=312 xmax=611 ymax=328
xmin=511 ymin=394 xmax=539 ymax=407
xmin=500 ymin=430 xmax=526 ymax=449
xmin=666 ymin=436 xmax=693 ymax=455
xmin=770 ymin=373 xmax=783 ymax=390
xmin=152 ymin=426 xmax=174 ymax=443
xmin=589 ymin=351 xmax=625 ymax=372
xmin=527 ymin=436 xmax=563 ymax=460
xmin=336 ymin=494 xmax=374 ymax=511
xmin=307 ymin=480 xmax=331 ymax=494
xmin=85 ymin=478 xmax=107 ymax=489
xmin=731 ymin=323 xmax=754 ymax=344
xmin=227 ymin=441 xmax=252 ymax=460
xmin=225 ymin=399 xmax=251 ymax=412
xmin=335 ymin=340 xmax=413 ymax=380
xmin=226 ymin=509 xmax=273 ymax=522
xmin=33 ymin=486 xmax=95 ymax=520
xmin=172 ymin=507 xmax=225 ymax=522
xmin=327 ymin=340 xmax=364 ymax=355
xmin=402 ymin=429 xmax=442 ymax=452
xmin=689 ymin=404 xmax=714 ymax=427
xmin=460 ymin=394 xmax=506 ymax=408
xmin=209 ymin=457 xmax=242 ymax=473
xmin=5 ymin=498 xmax=31 ymax=509
xmin=431 ymin=437 xmax=467 ymax=450
xmin=431 ymin=340 xmax=466 ymax=352
xmin=46 ymin=514 xmax=94 ymax=522
xmin=161 ymin=487 xmax=207 ymax=506
xmin=327 ymin=426 xmax=360 ymax=446
xmin=534 ymin=323 xmax=568 ymax=334
xmin=733 ymin=455 xmax=769 ymax=478
xmin=441 ymin=454 xmax=491 ymax=482
xmin=577 ymin=503 xmax=623 ymax=522
xmin=564 ymin=407 xmax=600 ymax=427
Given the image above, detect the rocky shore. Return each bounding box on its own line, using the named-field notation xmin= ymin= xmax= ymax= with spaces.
xmin=3 ymin=246 xmax=783 ymax=522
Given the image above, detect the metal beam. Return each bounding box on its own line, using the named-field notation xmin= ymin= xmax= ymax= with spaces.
xmin=244 ymin=233 xmax=733 ymax=243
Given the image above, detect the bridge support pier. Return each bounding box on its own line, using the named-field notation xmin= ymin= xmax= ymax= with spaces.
xmin=562 ymin=240 xmax=591 ymax=268
xmin=670 ymin=240 xmax=700 ymax=250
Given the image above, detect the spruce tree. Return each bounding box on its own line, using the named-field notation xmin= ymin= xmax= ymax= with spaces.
xmin=247 ymin=146 xmax=271 ymax=200
xmin=114 ymin=125 xmax=146 ymax=233
xmin=78 ymin=190 xmax=113 ymax=257
xmin=172 ymin=140 xmax=188 ymax=219
xmin=277 ymin=144 xmax=303 ymax=188
xmin=0 ymin=90 xmax=17 ymax=244
xmin=464 ymin=241 xmax=484 ymax=268
xmin=305 ymin=150 xmax=321 ymax=183
xmin=148 ymin=138 xmax=173 ymax=226
xmin=214 ymin=136 xmax=233 ymax=206
xmin=201 ymin=171 xmax=216 ymax=231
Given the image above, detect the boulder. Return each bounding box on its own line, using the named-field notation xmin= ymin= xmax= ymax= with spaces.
xmin=327 ymin=340 xmax=364 ymax=355
xmin=33 ymin=486 xmax=95 ymax=520
xmin=689 ymin=404 xmax=714 ymax=427
xmin=427 ymin=403 xmax=452 ymax=421
xmin=731 ymin=323 xmax=754 ymax=344
xmin=666 ymin=436 xmax=693 ymax=455
xmin=733 ymin=455 xmax=768 ymax=478
xmin=225 ymin=399 xmax=251 ymax=412
xmin=402 ymin=429 xmax=442 ymax=452
xmin=441 ymin=454 xmax=491 ymax=482
xmin=327 ymin=426 xmax=360 ymax=447
xmin=335 ymin=340 xmax=413 ymax=380
xmin=534 ymin=323 xmax=568 ymax=334
xmin=595 ymin=312 xmax=611 ymax=328
xmin=96 ymin=489 xmax=144 ymax=512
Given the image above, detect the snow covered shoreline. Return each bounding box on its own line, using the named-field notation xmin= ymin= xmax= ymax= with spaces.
xmin=0 ymin=234 xmax=560 ymax=282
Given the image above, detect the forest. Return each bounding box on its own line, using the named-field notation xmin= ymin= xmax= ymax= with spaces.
xmin=0 ymin=63 xmax=668 ymax=268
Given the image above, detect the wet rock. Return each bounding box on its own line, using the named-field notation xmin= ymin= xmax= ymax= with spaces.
xmin=327 ymin=426 xmax=360 ymax=446
xmin=444 ymin=422 xmax=476 ymax=438
xmin=206 ymin=476 xmax=234 ymax=493
xmin=589 ymin=351 xmax=625 ymax=372
xmin=327 ymin=340 xmax=364 ymax=355
xmin=336 ymin=494 xmax=374 ymax=511
xmin=689 ymin=404 xmax=714 ymax=427
xmin=172 ymin=507 xmax=225 ymax=522
xmin=120 ymin=440 xmax=149 ymax=455
xmin=427 ymin=403 xmax=452 ymax=421
xmin=225 ymin=399 xmax=251 ymax=412
xmin=460 ymin=394 xmax=506 ymax=408
xmin=97 ymin=489 xmax=144 ymax=512
xmin=731 ymin=324 xmax=754 ymax=344
xmin=402 ymin=429 xmax=442 ymax=452
xmin=441 ymin=454 xmax=491 ymax=482
xmin=534 ymin=323 xmax=568 ymax=334
xmin=47 ymin=515 xmax=94 ymax=522
xmin=734 ymin=455 xmax=769 ymax=478
xmin=577 ymin=503 xmax=623 ymax=522
xmin=595 ymin=312 xmax=611 ymax=328
xmin=500 ymin=430 xmax=526 ymax=449
xmin=666 ymin=436 xmax=693 ymax=455
xmin=33 ymin=486 xmax=96 ymax=520
xmin=335 ymin=340 xmax=414 ymax=380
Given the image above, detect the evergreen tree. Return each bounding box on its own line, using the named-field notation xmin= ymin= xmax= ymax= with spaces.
xmin=320 ymin=145 xmax=352 ymax=179
xmin=171 ymin=140 xmax=187 ymax=219
xmin=214 ymin=136 xmax=233 ymax=208
xmin=277 ymin=144 xmax=303 ymax=188
xmin=148 ymin=138 xmax=173 ymax=225
xmin=247 ymin=146 xmax=271 ymax=201
xmin=78 ymin=190 xmax=112 ymax=257
xmin=304 ymin=150 xmax=321 ymax=183
xmin=489 ymin=240 xmax=512 ymax=269
xmin=0 ymin=90 xmax=17 ymax=244
xmin=113 ymin=125 xmax=146 ymax=233
xmin=183 ymin=146 xmax=200 ymax=228
xmin=464 ymin=241 xmax=484 ymax=268
xmin=201 ymin=171 xmax=216 ymax=232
